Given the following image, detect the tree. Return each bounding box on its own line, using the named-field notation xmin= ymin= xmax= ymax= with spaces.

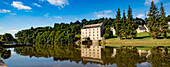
xmin=115 ymin=8 xmax=122 ymax=39
xmin=147 ymin=1 xmax=160 ymax=39
xmin=127 ymin=5 xmax=137 ymax=39
xmin=122 ymin=10 xmax=128 ymax=39
xmin=159 ymin=3 xmax=168 ymax=39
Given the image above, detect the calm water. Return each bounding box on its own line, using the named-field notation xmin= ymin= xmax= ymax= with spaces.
xmin=0 ymin=45 xmax=170 ymax=67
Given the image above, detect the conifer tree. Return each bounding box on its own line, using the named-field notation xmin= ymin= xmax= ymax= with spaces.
xmin=122 ymin=10 xmax=128 ymax=39
xmin=115 ymin=8 xmax=122 ymax=39
xmin=147 ymin=1 xmax=160 ymax=39
xmin=127 ymin=5 xmax=137 ymax=39
xmin=159 ymin=3 xmax=168 ymax=38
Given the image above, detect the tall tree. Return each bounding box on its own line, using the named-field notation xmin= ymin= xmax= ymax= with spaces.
xmin=115 ymin=8 xmax=122 ymax=39
xmin=159 ymin=3 xmax=168 ymax=39
xmin=122 ymin=10 xmax=128 ymax=39
xmin=147 ymin=1 xmax=160 ymax=39
xmin=127 ymin=5 xmax=137 ymax=39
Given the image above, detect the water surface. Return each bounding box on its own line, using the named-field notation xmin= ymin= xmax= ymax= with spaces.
xmin=0 ymin=45 xmax=170 ymax=67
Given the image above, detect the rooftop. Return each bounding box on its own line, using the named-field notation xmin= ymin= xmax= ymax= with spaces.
xmin=138 ymin=25 xmax=146 ymax=30
xmin=82 ymin=23 xmax=103 ymax=29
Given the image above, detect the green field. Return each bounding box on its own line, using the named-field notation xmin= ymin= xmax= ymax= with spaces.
xmin=105 ymin=32 xmax=170 ymax=41
xmin=104 ymin=32 xmax=170 ymax=46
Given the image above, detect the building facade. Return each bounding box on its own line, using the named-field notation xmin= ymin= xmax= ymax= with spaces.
xmin=168 ymin=21 xmax=170 ymax=29
xmin=110 ymin=27 xmax=116 ymax=35
xmin=136 ymin=25 xmax=149 ymax=33
xmin=81 ymin=23 xmax=105 ymax=41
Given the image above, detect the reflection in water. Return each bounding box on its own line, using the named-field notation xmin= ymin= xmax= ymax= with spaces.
xmin=81 ymin=45 xmax=104 ymax=63
xmin=1 ymin=44 xmax=170 ymax=67
xmin=0 ymin=46 xmax=11 ymax=59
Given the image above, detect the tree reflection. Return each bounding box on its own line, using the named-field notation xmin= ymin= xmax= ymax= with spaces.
xmin=13 ymin=45 xmax=170 ymax=66
xmin=0 ymin=46 xmax=11 ymax=59
xmin=148 ymin=47 xmax=170 ymax=67
xmin=115 ymin=47 xmax=146 ymax=67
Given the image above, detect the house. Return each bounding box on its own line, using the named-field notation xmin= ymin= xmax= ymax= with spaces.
xmin=110 ymin=27 xmax=116 ymax=35
xmin=136 ymin=25 xmax=149 ymax=33
xmin=168 ymin=21 xmax=170 ymax=29
xmin=81 ymin=23 xmax=105 ymax=41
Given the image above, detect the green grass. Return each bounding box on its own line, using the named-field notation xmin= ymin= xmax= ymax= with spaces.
xmin=104 ymin=33 xmax=170 ymax=46
xmin=105 ymin=32 xmax=170 ymax=41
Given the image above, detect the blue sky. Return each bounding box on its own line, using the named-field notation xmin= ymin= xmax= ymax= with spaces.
xmin=0 ymin=0 xmax=170 ymax=36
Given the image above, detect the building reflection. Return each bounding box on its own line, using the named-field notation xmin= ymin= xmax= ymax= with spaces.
xmin=81 ymin=45 xmax=105 ymax=63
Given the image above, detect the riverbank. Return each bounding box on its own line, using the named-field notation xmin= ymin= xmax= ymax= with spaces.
xmin=0 ymin=58 xmax=7 ymax=67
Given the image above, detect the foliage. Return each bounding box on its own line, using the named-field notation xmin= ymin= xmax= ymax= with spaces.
xmin=0 ymin=33 xmax=16 ymax=43
xmin=15 ymin=18 xmax=114 ymax=44
xmin=147 ymin=1 xmax=168 ymax=39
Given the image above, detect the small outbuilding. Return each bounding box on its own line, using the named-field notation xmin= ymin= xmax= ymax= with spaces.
xmin=136 ymin=25 xmax=149 ymax=33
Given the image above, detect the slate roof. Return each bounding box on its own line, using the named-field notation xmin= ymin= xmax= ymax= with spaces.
xmin=82 ymin=23 xmax=103 ymax=29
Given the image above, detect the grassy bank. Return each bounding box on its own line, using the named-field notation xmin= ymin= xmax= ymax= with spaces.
xmin=104 ymin=32 xmax=170 ymax=45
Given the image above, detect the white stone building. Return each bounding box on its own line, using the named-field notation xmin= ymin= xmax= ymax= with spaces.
xmin=136 ymin=25 xmax=149 ymax=33
xmin=168 ymin=21 xmax=170 ymax=29
xmin=110 ymin=27 xmax=116 ymax=35
xmin=81 ymin=23 xmax=105 ymax=41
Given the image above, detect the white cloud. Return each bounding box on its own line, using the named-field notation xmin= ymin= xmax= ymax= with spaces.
xmin=144 ymin=0 xmax=161 ymax=5
xmin=33 ymin=3 xmax=41 ymax=7
xmin=141 ymin=62 xmax=147 ymax=66
xmin=47 ymin=0 xmax=69 ymax=8
xmin=165 ymin=2 xmax=170 ymax=6
xmin=137 ymin=14 xmax=145 ymax=18
xmin=54 ymin=16 xmax=62 ymax=19
xmin=4 ymin=2 xmax=9 ymax=5
xmin=39 ymin=0 xmax=45 ymax=1
xmin=94 ymin=10 xmax=113 ymax=18
xmin=10 ymin=13 xmax=17 ymax=15
xmin=0 ymin=27 xmax=3 ymax=29
xmin=44 ymin=13 xmax=49 ymax=17
xmin=11 ymin=1 xmax=32 ymax=10
xmin=0 ymin=9 xmax=11 ymax=13
xmin=8 ymin=30 xmax=18 ymax=32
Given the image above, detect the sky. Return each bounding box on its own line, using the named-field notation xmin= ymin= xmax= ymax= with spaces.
xmin=0 ymin=0 xmax=170 ymax=36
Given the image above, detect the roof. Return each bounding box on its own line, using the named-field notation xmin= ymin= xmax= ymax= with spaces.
xmin=138 ymin=25 xmax=146 ymax=30
xmin=82 ymin=23 xmax=103 ymax=29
